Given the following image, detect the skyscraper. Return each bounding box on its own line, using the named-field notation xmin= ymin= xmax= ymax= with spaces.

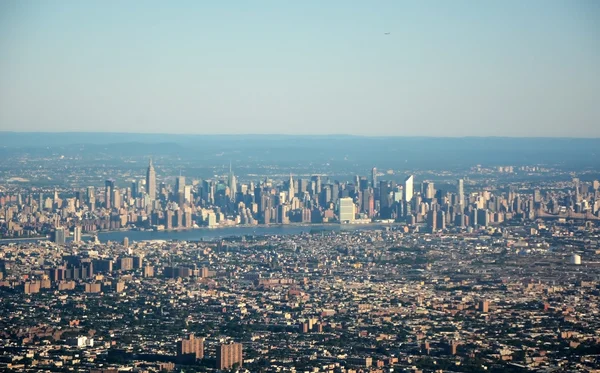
xmin=105 ymin=179 xmax=115 ymax=209
xmin=288 ymin=174 xmax=295 ymax=202
xmin=423 ymin=181 xmax=435 ymax=199
xmin=404 ymin=175 xmax=414 ymax=202
xmin=228 ymin=162 xmax=237 ymax=202
xmin=54 ymin=227 xmax=66 ymax=245
xmin=73 ymin=226 xmax=82 ymax=243
xmin=458 ymin=179 xmax=465 ymax=207
xmin=175 ymin=175 xmax=185 ymax=195
xmin=371 ymin=167 xmax=377 ymax=187
xmin=339 ymin=197 xmax=355 ymax=223
xmin=216 ymin=342 xmax=243 ymax=370
xmin=146 ymin=159 xmax=156 ymax=201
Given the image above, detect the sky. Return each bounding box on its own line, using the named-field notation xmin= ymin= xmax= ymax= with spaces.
xmin=0 ymin=1 xmax=599 ymax=137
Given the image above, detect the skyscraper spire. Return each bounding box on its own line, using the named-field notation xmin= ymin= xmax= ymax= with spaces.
xmin=288 ymin=173 xmax=295 ymax=203
xmin=228 ymin=161 xmax=236 ymax=202
xmin=146 ymin=157 xmax=156 ymax=201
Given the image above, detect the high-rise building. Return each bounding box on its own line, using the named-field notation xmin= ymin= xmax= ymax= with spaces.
xmin=371 ymin=167 xmax=377 ymax=187
xmin=288 ymin=174 xmax=295 ymax=202
xmin=339 ymin=197 xmax=355 ymax=223
xmin=216 ymin=342 xmax=243 ymax=370
xmin=73 ymin=226 xmax=82 ymax=243
xmin=175 ymin=175 xmax=185 ymax=195
xmin=177 ymin=334 xmax=204 ymax=362
xmin=146 ymin=159 xmax=156 ymax=201
xmin=54 ymin=227 xmax=66 ymax=245
xmin=228 ymin=162 xmax=237 ymax=202
xmin=426 ymin=210 xmax=437 ymax=232
xmin=104 ymin=179 xmax=115 ymax=209
xmin=457 ymin=179 xmax=465 ymax=207
xmin=404 ymin=175 xmax=414 ymax=202
xmin=423 ymin=181 xmax=435 ymax=199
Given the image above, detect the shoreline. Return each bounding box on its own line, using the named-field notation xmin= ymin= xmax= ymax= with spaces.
xmin=0 ymin=222 xmax=402 ymax=244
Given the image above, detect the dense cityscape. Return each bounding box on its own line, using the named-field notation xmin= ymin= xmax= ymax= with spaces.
xmin=2 ymin=0 xmax=599 ymax=371
xmin=1 ymin=136 xmax=600 ymax=372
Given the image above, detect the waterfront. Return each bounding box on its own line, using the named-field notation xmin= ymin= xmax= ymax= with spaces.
xmin=0 ymin=223 xmax=399 ymax=244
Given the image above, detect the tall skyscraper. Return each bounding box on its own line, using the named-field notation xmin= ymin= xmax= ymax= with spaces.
xmin=217 ymin=342 xmax=243 ymax=370
xmin=371 ymin=167 xmax=377 ymax=187
xmin=423 ymin=181 xmax=435 ymax=199
xmin=104 ymin=179 xmax=115 ymax=209
xmin=404 ymin=175 xmax=414 ymax=202
xmin=288 ymin=174 xmax=294 ymax=202
xmin=175 ymin=175 xmax=185 ymax=195
xmin=146 ymin=159 xmax=156 ymax=201
xmin=73 ymin=226 xmax=82 ymax=243
xmin=228 ymin=162 xmax=237 ymax=202
xmin=458 ymin=179 xmax=465 ymax=207
xmin=339 ymin=197 xmax=355 ymax=223
xmin=54 ymin=227 xmax=66 ymax=245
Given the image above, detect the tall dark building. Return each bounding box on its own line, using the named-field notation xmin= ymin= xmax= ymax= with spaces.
xmin=217 ymin=342 xmax=243 ymax=370
xmin=54 ymin=227 xmax=66 ymax=245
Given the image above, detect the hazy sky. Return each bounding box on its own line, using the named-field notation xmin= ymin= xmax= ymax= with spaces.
xmin=0 ymin=1 xmax=598 ymax=137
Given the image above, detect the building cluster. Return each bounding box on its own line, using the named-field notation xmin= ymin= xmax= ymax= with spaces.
xmin=1 ymin=161 xmax=599 ymax=241
xmin=1 ymin=211 xmax=599 ymax=372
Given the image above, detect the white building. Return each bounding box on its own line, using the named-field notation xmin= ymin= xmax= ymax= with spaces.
xmin=339 ymin=197 xmax=355 ymax=223
xmin=404 ymin=175 xmax=414 ymax=202
xmin=68 ymin=336 xmax=94 ymax=348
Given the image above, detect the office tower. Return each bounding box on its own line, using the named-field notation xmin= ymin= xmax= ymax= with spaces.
xmin=131 ymin=181 xmax=138 ymax=199
xmin=146 ymin=159 xmax=157 ymax=201
xmin=533 ymin=189 xmax=541 ymax=203
xmin=477 ymin=209 xmax=489 ymax=227
xmin=404 ymin=175 xmax=414 ymax=202
xmin=287 ymin=174 xmax=294 ymax=202
xmin=54 ymin=227 xmax=66 ymax=245
xmin=426 ymin=210 xmax=437 ymax=232
xmin=320 ymin=185 xmax=332 ymax=206
xmin=184 ymin=185 xmax=192 ymax=204
xmin=217 ymin=342 xmax=243 ymax=370
xmin=311 ymin=175 xmax=321 ymax=196
xmin=177 ymin=334 xmax=204 ymax=361
xmin=379 ymin=180 xmax=391 ymax=209
xmin=175 ymin=175 xmax=185 ymax=195
xmin=297 ymin=178 xmax=307 ymax=194
xmin=457 ymin=179 xmax=465 ymax=207
xmin=437 ymin=210 xmax=446 ymax=230
xmin=423 ymin=182 xmax=435 ymax=199
xmin=339 ymin=197 xmax=355 ymax=223
xmin=371 ymin=167 xmax=377 ymax=187
xmin=331 ymin=181 xmax=340 ymax=204
xmin=73 ymin=226 xmax=82 ymax=243
xmin=228 ymin=162 xmax=237 ymax=202
xmin=359 ymin=177 xmax=369 ymax=191
xmin=123 ymin=237 xmax=129 ymax=248
xmin=112 ymin=187 xmax=121 ymax=209
xmin=104 ymin=179 xmax=115 ymax=209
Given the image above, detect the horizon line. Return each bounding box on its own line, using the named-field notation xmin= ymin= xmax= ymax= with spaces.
xmin=1 ymin=130 xmax=599 ymax=140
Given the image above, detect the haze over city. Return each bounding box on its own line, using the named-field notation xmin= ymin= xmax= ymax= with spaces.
xmin=1 ymin=1 xmax=599 ymax=137
xmin=2 ymin=3 xmax=600 ymax=373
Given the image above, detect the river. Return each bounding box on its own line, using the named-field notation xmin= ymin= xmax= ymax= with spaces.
xmin=0 ymin=223 xmax=399 ymax=244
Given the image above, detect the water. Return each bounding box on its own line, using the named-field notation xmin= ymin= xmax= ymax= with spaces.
xmin=0 ymin=223 xmax=398 ymax=244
